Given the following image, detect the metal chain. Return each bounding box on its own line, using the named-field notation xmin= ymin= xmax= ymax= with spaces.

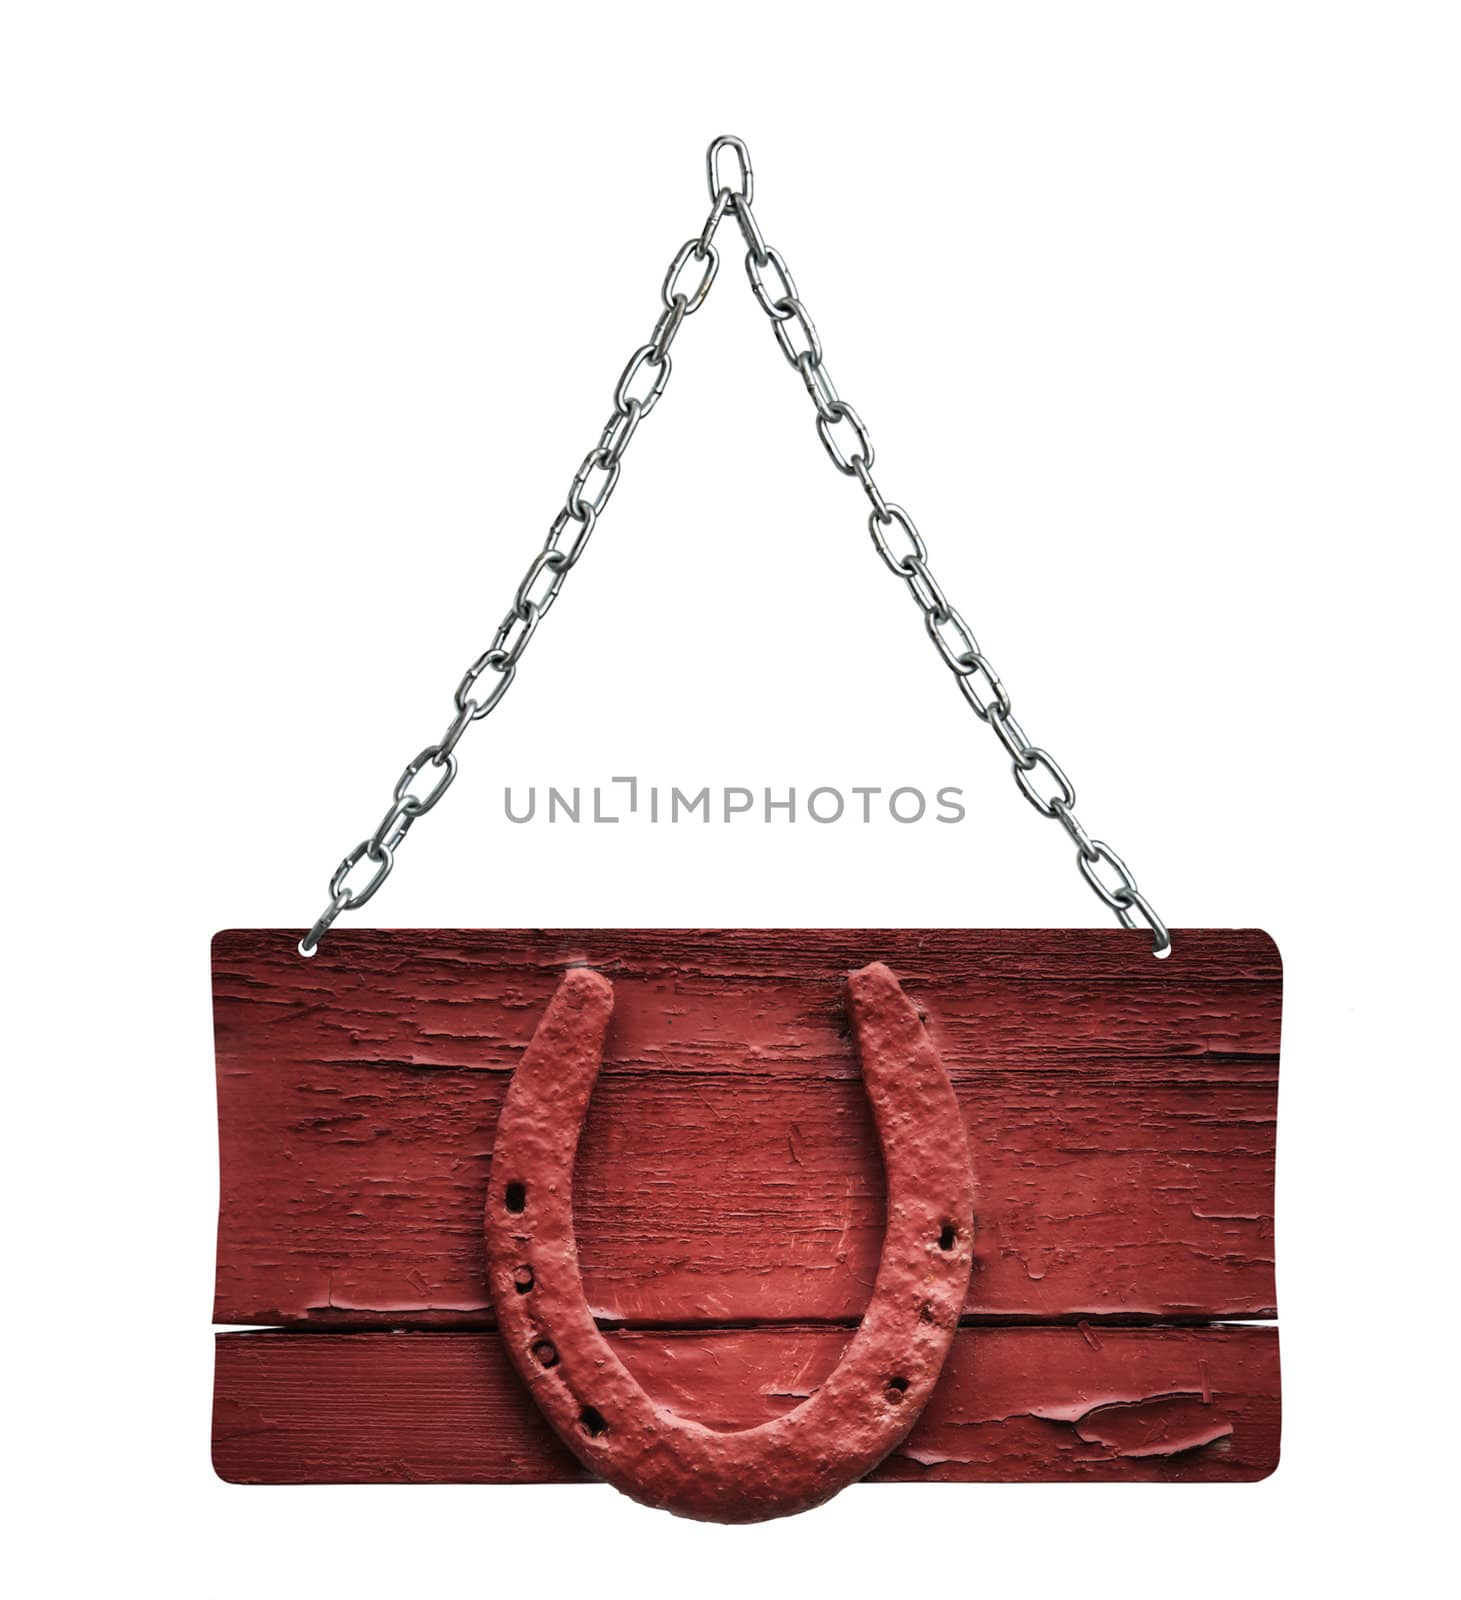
xmin=719 ymin=143 xmax=1170 ymax=957
xmin=298 ymin=177 xmax=732 ymax=954
xmin=300 ymin=134 xmax=1169 ymax=958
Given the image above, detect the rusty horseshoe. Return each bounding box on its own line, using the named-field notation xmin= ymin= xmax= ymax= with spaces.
xmin=484 ymin=962 xmax=976 ymax=1522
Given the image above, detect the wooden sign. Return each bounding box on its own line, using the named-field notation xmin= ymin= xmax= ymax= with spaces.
xmin=212 ymin=928 xmax=1280 ymax=1490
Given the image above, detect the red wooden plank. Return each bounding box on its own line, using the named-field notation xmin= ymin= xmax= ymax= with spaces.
xmin=212 ymin=930 xmax=1281 ymax=1077
xmin=213 ymin=1325 xmax=1280 ymax=1484
xmin=213 ymin=929 xmax=1278 ymax=1325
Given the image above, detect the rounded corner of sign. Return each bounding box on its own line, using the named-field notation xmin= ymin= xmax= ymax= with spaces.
xmin=1245 ymin=1435 xmax=1282 ymax=1485
xmin=1248 ymin=927 xmax=1284 ymax=979
xmin=209 ymin=1438 xmax=250 ymax=1487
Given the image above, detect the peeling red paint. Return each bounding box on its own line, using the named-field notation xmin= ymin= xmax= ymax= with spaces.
xmin=210 ymin=928 xmax=1281 ymax=1488
xmin=1074 ymin=1394 xmax=1234 ymax=1457
xmin=212 ymin=929 xmax=1279 ymax=1327
xmin=212 ymin=1325 xmax=1280 ymax=1484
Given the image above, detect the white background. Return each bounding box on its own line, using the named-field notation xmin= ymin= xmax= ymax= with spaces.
xmin=3 ymin=2 xmax=1456 ymax=1594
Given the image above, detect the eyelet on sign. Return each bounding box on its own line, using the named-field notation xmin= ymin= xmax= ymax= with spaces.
xmin=1113 ymin=888 xmax=1172 ymax=956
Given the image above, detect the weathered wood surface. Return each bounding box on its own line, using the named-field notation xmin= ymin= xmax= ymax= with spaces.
xmin=213 ymin=929 xmax=1279 ymax=1326
xmin=213 ymin=1324 xmax=1280 ymax=1484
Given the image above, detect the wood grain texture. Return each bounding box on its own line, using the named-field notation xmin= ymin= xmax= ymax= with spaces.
xmin=213 ymin=929 xmax=1279 ymax=1326
xmin=213 ymin=1324 xmax=1280 ymax=1484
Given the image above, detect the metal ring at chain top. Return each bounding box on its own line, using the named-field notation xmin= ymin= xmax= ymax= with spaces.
xmin=301 ymin=135 xmax=1171 ymax=957
xmin=728 ymin=159 xmax=1170 ymax=954
xmin=299 ymin=159 xmax=739 ymax=955
xmin=706 ymin=135 xmax=752 ymax=206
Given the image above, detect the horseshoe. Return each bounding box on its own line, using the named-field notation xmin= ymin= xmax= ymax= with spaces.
xmin=484 ymin=962 xmax=976 ymax=1522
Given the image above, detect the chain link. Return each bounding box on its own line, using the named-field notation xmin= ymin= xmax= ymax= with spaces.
xmin=723 ymin=166 xmax=1170 ymax=956
xmin=301 ymin=135 xmax=1170 ymax=958
xmin=299 ymin=171 xmax=736 ymax=955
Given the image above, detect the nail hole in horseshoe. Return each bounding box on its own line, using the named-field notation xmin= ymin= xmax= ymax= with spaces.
xmin=938 ymin=1221 xmax=957 ymax=1251
xmin=505 ymin=1180 xmax=526 ymax=1213
xmin=579 ymin=1405 xmax=609 ymax=1438
xmin=512 ymin=1265 xmax=534 ymax=1294
xmin=885 ymin=1376 xmax=910 ymax=1403
xmin=532 ymin=1339 xmax=559 ymax=1368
